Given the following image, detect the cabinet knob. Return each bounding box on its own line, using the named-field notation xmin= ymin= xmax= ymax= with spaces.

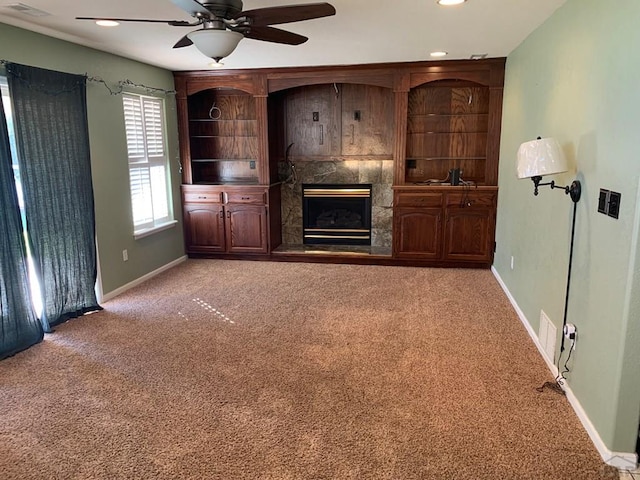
xmin=198 ymin=196 xmax=207 ymax=199
xmin=219 ymin=211 xmax=224 ymax=218
xmin=227 ymin=211 xmax=231 ymax=218
xmin=241 ymin=196 xmax=250 ymax=200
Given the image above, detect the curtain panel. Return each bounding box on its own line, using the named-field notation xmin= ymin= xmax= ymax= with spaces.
xmin=0 ymin=94 xmax=43 ymax=359
xmin=6 ymin=63 xmax=101 ymax=329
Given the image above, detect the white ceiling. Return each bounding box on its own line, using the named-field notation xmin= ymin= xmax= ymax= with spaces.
xmin=0 ymin=0 xmax=567 ymax=72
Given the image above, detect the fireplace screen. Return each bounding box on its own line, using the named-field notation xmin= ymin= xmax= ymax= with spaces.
xmin=302 ymin=184 xmax=372 ymax=245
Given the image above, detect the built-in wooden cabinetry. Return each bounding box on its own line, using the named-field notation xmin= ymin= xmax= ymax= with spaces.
xmin=176 ymin=73 xmax=281 ymax=257
xmin=182 ymin=185 xmax=276 ymax=254
xmin=175 ymin=58 xmax=504 ymax=267
xmin=393 ymin=187 xmax=497 ymax=264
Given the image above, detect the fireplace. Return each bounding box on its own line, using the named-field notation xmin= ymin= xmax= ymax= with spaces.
xmin=302 ymin=184 xmax=372 ymax=245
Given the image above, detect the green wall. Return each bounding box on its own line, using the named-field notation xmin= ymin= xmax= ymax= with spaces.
xmin=496 ymin=0 xmax=640 ymax=452
xmin=0 ymin=23 xmax=185 ymax=296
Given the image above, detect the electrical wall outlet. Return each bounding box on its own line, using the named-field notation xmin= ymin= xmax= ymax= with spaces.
xmin=122 ymin=249 xmax=128 ymax=262
xmin=510 ymin=256 xmax=514 ymax=270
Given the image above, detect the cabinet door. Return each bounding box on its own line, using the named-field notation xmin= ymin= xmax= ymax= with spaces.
xmin=225 ymin=205 xmax=268 ymax=254
xmin=443 ymin=207 xmax=494 ymax=263
xmin=183 ymin=203 xmax=226 ymax=253
xmin=285 ymin=85 xmax=339 ymax=157
xmin=393 ymin=207 xmax=443 ymax=259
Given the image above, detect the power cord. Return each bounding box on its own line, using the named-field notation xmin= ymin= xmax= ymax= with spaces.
xmin=459 ymin=180 xmax=471 ymax=207
xmin=536 ymin=337 xmax=576 ymax=395
xmin=558 ymin=337 xmax=576 ymax=382
xmin=458 ymin=176 xmax=477 ymax=207
xmin=414 ymin=171 xmax=450 ymax=185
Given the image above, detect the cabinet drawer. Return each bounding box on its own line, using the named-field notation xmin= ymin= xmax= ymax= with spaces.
xmin=394 ymin=192 xmax=443 ymax=208
xmin=445 ymin=192 xmax=496 ymax=208
xmin=225 ymin=191 xmax=266 ymax=205
xmin=182 ymin=188 xmax=223 ymax=204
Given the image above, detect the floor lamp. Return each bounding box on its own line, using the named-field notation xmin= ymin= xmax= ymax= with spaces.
xmin=516 ymin=137 xmax=581 ymax=356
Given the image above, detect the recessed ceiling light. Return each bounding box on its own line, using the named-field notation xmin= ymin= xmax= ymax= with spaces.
xmin=95 ymin=19 xmax=119 ymax=27
xmin=430 ymin=51 xmax=448 ymax=57
xmin=437 ymin=0 xmax=467 ymax=5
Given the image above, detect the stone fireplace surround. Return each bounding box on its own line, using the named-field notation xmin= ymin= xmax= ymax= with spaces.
xmin=280 ymin=160 xmax=394 ymax=248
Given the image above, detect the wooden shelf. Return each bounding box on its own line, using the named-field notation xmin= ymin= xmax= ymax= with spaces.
xmin=191 ymin=135 xmax=257 ymax=139
xmin=407 ymin=156 xmax=486 ymax=161
xmin=190 ymin=118 xmax=256 ymax=122
xmin=408 ymin=113 xmax=489 ymax=118
xmin=191 ymin=158 xmax=257 ymax=163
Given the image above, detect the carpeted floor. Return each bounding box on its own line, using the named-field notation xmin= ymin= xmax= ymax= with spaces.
xmin=0 ymin=260 xmax=618 ymax=479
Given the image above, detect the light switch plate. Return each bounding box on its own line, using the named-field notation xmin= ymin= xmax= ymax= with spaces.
xmin=598 ymin=189 xmax=609 ymax=214
xmin=598 ymin=188 xmax=621 ymax=219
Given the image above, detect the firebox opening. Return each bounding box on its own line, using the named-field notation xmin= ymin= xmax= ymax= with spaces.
xmin=302 ymin=184 xmax=372 ymax=245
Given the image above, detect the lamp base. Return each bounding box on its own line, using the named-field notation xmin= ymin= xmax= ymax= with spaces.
xmin=568 ymin=180 xmax=581 ymax=203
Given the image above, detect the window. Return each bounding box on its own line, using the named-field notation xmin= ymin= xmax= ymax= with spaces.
xmin=1 ymin=76 xmax=43 ymax=316
xmin=122 ymin=93 xmax=173 ymax=237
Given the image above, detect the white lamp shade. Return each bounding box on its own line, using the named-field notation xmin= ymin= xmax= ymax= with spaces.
xmin=187 ymin=29 xmax=244 ymax=61
xmin=516 ymin=137 xmax=569 ymax=179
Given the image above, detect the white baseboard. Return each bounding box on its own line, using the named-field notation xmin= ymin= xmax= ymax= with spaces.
xmin=491 ymin=266 xmax=638 ymax=471
xmin=100 ymin=255 xmax=188 ymax=303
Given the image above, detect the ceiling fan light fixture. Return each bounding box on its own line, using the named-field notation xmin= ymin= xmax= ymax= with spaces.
xmin=95 ymin=19 xmax=120 ymax=27
xmin=187 ymin=29 xmax=244 ymax=62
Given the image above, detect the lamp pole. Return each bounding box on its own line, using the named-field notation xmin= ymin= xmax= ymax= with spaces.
xmin=561 ymin=197 xmax=579 ymax=353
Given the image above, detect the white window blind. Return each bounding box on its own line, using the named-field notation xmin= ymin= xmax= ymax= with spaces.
xmin=123 ymin=93 xmax=172 ymax=233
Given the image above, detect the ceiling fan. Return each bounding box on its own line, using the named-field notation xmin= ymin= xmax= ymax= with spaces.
xmin=77 ymin=0 xmax=336 ymax=63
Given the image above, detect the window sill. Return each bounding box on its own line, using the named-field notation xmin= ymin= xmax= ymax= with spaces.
xmin=134 ymin=220 xmax=178 ymax=240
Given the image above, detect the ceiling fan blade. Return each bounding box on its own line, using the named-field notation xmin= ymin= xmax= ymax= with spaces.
xmin=237 ymin=3 xmax=336 ymax=27
xmin=244 ymin=26 xmax=308 ymax=45
xmin=173 ymin=34 xmax=194 ymax=48
xmin=171 ymin=0 xmax=211 ymax=17
xmin=76 ymin=17 xmax=193 ymax=26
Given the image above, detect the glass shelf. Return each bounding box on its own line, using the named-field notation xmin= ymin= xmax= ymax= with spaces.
xmin=407 ymin=157 xmax=486 ymax=161
xmin=189 ymin=118 xmax=257 ymax=122
xmin=191 ymin=158 xmax=257 ymax=163
xmin=407 ymin=113 xmax=489 ymax=117
xmin=191 ymin=135 xmax=257 ymax=139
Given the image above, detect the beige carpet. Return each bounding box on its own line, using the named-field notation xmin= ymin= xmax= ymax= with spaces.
xmin=0 ymin=260 xmax=617 ymax=479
